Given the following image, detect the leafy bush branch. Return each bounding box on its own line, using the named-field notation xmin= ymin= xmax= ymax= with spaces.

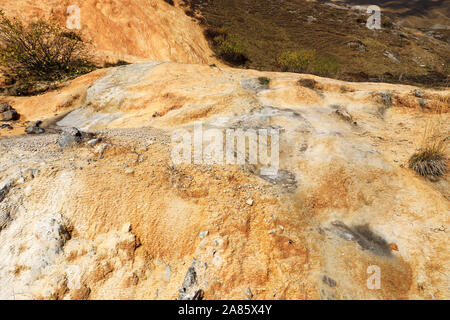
xmin=0 ymin=10 xmax=94 ymax=83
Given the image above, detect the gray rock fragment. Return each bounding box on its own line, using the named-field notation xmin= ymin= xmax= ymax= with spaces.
xmin=0 ymin=103 xmax=11 ymax=113
xmin=323 ymin=275 xmax=337 ymax=287
xmin=0 ymin=209 xmax=11 ymax=231
xmin=87 ymin=138 xmax=102 ymax=147
xmin=58 ymin=127 xmax=83 ymax=148
xmin=1 ymin=109 xmax=19 ymax=121
xmin=246 ymin=287 xmax=253 ymax=300
xmin=177 ymin=260 xmax=201 ymax=300
xmin=0 ymin=179 xmax=13 ymax=202
xmin=25 ymin=121 xmax=45 ymax=134
xmin=413 ymin=89 xmax=424 ymax=98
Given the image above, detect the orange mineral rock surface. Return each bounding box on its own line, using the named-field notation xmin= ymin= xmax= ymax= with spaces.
xmin=0 ymin=0 xmax=216 ymax=64
xmin=0 ymin=1 xmax=448 ymax=300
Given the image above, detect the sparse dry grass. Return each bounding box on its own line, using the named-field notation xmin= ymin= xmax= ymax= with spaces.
xmin=409 ymin=148 xmax=447 ymax=178
xmin=429 ymin=92 xmax=450 ymax=114
xmin=297 ymin=78 xmax=318 ymax=90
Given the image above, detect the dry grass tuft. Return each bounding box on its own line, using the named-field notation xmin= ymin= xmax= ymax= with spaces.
xmin=409 ymin=105 xmax=448 ymax=178
xmin=409 ymin=148 xmax=447 ymax=178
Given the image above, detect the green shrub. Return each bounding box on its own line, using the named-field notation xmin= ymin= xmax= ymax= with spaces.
xmin=277 ymin=50 xmax=340 ymax=76
xmin=213 ymin=35 xmax=248 ymax=65
xmin=277 ymin=50 xmax=315 ymax=73
xmin=0 ymin=10 xmax=94 ymax=83
xmin=258 ymin=76 xmax=270 ymax=86
xmin=309 ymin=55 xmax=341 ymax=77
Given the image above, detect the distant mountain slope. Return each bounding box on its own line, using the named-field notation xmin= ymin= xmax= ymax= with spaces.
xmin=183 ymin=0 xmax=450 ymax=86
xmin=334 ymin=0 xmax=450 ymax=28
xmin=335 ymin=0 xmax=449 ymax=15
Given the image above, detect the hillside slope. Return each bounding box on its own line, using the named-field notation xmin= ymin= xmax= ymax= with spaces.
xmin=184 ymin=0 xmax=450 ymax=86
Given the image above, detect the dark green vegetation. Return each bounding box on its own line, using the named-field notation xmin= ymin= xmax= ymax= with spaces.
xmin=258 ymin=76 xmax=270 ymax=86
xmin=103 ymin=60 xmax=131 ymax=68
xmin=213 ymin=33 xmax=248 ymax=65
xmin=182 ymin=0 xmax=450 ymax=86
xmin=0 ymin=11 xmax=95 ymax=96
xmin=277 ymin=50 xmax=340 ymax=76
